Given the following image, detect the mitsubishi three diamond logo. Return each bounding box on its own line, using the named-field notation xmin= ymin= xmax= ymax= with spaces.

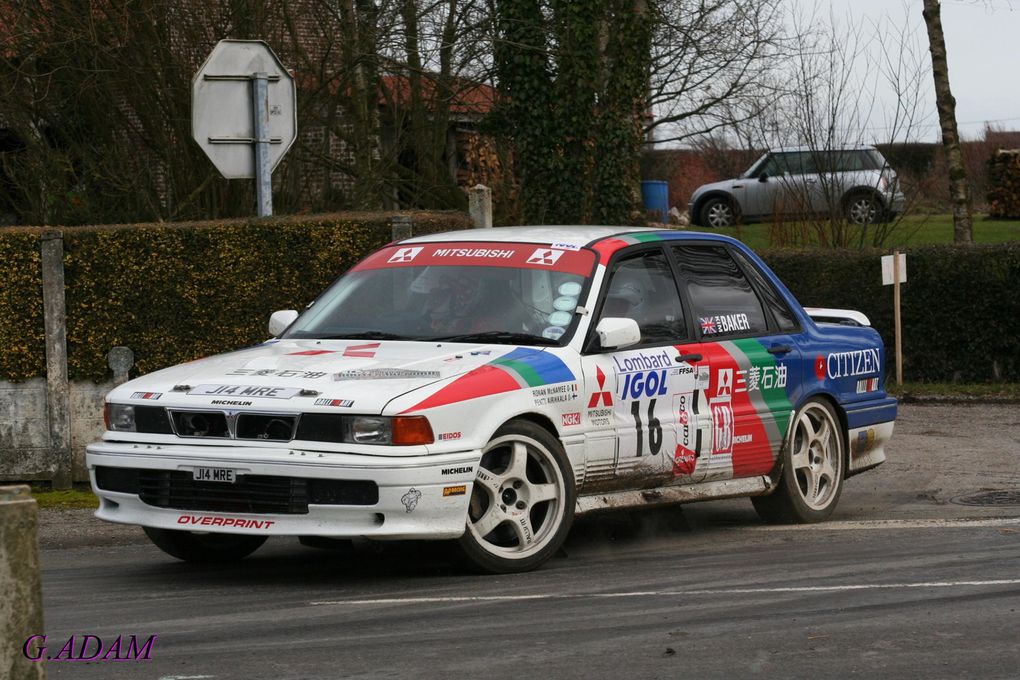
xmin=526 ymin=248 xmax=565 ymax=266
xmin=388 ymin=247 xmax=423 ymax=263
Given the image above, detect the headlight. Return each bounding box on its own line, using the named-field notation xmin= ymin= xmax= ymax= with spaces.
xmin=348 ymin=416 xmax=390 ymax=444
xmin=343 ymin=415 xmax=434 ymax=445
xmin=105 ymin=403 xmax=136 ymax=432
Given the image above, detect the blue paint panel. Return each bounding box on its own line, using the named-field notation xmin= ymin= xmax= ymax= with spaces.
xmin=844 ymin=398 xmax=898 ymax=429
xmin=496 ymin=348 xmax=575 ymax=384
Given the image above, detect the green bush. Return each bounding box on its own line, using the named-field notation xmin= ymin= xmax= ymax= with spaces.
xmin=1 ymin=220 xmax=1016 ymax=384
xmin=0 ymin=211 xmax=471 ymax=382
xmin=761 ymin=243 xmax=1020 ymax=383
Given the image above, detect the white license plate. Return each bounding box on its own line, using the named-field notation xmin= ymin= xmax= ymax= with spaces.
xmin=193 ymin=467 xmax=236 ymax=483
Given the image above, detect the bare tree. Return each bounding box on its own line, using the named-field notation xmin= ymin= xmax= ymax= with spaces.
xmin=921 ymin=0 xmax=973 ymax=243
xmin=690 ymin=4 xmax=934 ymax=249
xmin=645 ymin=0 xmax=794 ymax=145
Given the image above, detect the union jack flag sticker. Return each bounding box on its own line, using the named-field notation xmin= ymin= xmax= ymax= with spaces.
xmin=700 ymin=317 xmax=717 ymax=334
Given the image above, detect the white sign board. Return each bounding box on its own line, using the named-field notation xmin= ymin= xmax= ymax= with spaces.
xmin=192 ymin=40 xmax=296 ymax=179
xmin=881 ymin=253 xmax=907 ymax=286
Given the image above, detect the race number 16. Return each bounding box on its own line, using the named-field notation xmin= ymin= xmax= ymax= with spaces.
xmin=631 ymin=399 xmax=662 ymax=456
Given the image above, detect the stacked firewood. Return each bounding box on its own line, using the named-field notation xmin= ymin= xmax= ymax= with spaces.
xmin=987 ymin=149 xmax=1020 ymax=218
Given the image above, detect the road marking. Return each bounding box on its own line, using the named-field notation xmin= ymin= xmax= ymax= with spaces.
xmin=310 ymin=578 xmax=1020 ymax=607
xmin=158 ymin=676 xmax=215 ymax=680
xmin=738 ymin=517 xmax=1020 ymax=531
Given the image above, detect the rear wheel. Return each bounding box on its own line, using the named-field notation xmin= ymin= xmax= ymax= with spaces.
xmin=458 ymin=420 xmax=575 ymax=574
xmin=143 ymin=527 xmax=267 ymax=563
xmin=752 ymin=399 xmax=844 ymax=524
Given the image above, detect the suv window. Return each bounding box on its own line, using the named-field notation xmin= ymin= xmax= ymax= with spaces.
xmin=599 ymin=249 xmax=686 ymax=345
xmin=730 ymin=249 xmax=799 ymax=333
xmin=671 ymin=245 xmax=768 ymax=338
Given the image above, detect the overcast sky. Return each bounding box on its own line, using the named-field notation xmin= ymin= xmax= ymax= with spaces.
xmin=806 ymin=0 xmax=1020 ymax=141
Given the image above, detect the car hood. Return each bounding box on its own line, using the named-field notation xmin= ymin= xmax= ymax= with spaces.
xmin=107 ymin=339 xmax=521 ymax=414
xmin=690 ymin=178 xmax=738 ymax=201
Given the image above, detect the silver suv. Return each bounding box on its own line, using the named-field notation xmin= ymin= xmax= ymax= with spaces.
xmin=688 ymin=145 xmax=905 ymax=228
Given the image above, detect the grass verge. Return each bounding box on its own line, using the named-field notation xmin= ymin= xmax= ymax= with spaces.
xmin=30 ymin=486 xmax=99 ymax=509
xmin=887 ymin=382 xmax=1020 ymax=402
xmin=705 ymin=213 xmax=1020 ymax=249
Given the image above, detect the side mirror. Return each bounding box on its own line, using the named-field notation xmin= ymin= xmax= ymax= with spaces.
xmin=268 ymin=309 xmax=299 ymax=337
xmin=758 ymin=173 xmax=769 ymax=182
xmin=595 ymin=317 xmax=641 ymax=350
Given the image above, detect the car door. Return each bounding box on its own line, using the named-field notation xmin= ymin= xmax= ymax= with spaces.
xmin=579 ymin=246 xmax=702 ymax=491
xmin=669 ymin=243 xmax=801 ymax=481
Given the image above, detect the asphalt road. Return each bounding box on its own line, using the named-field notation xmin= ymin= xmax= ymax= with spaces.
xmin=34 ymin=403 xmax=1020 ymax=679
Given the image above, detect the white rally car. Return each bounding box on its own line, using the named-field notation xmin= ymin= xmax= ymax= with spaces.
xmin=87 ymin=226 xmax=896 ymax=573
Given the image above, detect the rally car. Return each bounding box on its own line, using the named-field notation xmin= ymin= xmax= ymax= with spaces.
xmin=87 ymin=226 xmax=896 ymax=573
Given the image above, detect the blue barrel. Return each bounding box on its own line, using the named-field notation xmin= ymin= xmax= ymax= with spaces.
xmin=641 ymin=181 xmax=669 ymax=223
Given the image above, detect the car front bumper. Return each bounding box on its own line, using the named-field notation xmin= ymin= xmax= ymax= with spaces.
xmin=86 ymin=441 xmax=480 ymax=540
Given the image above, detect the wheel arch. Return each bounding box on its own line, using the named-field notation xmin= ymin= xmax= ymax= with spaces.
xmin=497 ymin=411 xmax=561 ymax=442
xmin=691 ymin=191 xmax=738 ymax=226
xmin=794 ymin=390 xmax=851 ymax=473
xmin=842 ymin=186 xmax=886 ymax=209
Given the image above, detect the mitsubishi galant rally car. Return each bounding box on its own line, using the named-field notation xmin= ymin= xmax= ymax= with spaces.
xmin=87 ymin=226 xmax=897 ymax=573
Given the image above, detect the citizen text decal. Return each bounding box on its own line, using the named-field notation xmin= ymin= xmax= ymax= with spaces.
xmin=827 ymin=348 xmax=880 ymax=379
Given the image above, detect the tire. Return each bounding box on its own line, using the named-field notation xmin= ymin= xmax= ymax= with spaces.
xmin=751 ymin=399 xmax=845 ymax=524
xmin=457 ymin=420 xmax=575 ymax=574
xmin=844 ymin=192 xmax=883 ymax=225
xmin=699 ymin=197 xmax=737 ymax=228
xmin=143 ymin=527 xmax=267 ymax=563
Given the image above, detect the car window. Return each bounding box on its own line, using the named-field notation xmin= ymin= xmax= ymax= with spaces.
xmin=671 ymin=245 xmax=768 ymax=339
xmin=599 ymin=249 xmax=686 ymax=345
xmin=730 ymin=248 xmax=800 ymax=333
xmin=284 ymin=242 xmax=596 ymax=344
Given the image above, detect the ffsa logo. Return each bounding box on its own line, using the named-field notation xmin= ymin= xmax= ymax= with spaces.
xmin=388 ymin=247 xmax=423 ymax=263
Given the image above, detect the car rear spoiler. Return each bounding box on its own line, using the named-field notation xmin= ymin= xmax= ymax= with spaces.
xmin=804 ymin=307 xmax=871 ymax=327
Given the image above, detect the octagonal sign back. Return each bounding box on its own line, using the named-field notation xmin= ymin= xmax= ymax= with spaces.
xmin=192 ymin=40 xmax=297 ymax=179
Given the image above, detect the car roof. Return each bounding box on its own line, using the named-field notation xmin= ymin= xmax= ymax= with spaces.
xmin=768 ymin=144 xmax=878 ymax=153
xmin=399 ymin=225 xmax=743 ymax=250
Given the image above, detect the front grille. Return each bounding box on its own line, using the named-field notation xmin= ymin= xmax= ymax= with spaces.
xmin=92 ymin=467 xmax=380 ymax=514
xmin=132 ymin=408 xmax=350 ymax=445
xmin=169 ymin=410 xmax=230 ymax=438
xmin=236 ymin=413 xmax=298 ymax=441
xmin=139 ymin=471 xmax=308 ymax=513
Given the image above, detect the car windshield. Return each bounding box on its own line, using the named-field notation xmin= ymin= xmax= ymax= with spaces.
xmin=283 ymin=242 xmax=597 ymax=345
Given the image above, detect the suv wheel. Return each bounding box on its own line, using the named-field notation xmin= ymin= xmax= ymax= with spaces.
xmin=844 ymin=192 xmax=883 ymax=225
xmin=700 ymin=197 xmax=737 ymax=228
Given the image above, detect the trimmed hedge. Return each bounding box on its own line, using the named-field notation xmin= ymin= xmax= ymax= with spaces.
xmin=0 ymin=211 xmax=471 ymax=382
xmin=1 ymin=218 xmax=1016 ymax=384
xmin=761 ymin=244 xmax=1020 ymax=383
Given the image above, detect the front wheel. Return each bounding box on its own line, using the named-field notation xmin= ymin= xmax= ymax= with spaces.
xmin=752 ymin=399 xmax=845 ymax=524
xmin=700 ymin=197 xmax=737 ymax=228
xmin=458 ymin=420 xmax=575 ymax=574
xmin=844 ymin=192 xmax=883 ymax=225
xmin=143 ymin=527 xmax=267 ymax=563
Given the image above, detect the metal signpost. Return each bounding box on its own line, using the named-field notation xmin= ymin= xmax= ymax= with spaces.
xmin=192 ymin=40 xmax=296 ymax=217
xmin=881 ymin=251 xmax=907 ymax=386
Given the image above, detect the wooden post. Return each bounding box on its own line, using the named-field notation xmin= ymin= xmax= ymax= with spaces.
xmin=893 ymin=250 xmax=903 ymax=386
xmin=40 ymin=232 xmax=71 ymax=489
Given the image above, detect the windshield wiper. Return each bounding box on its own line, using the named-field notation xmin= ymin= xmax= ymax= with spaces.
xmin=312 ymin=332 xmax=411 ymax=340
xmin=429 ymin=331 xmax=559 ymax=346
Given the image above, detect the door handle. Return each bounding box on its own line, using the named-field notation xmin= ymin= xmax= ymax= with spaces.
xmin=676 ymin=353 xmax=703 ymax=364
xmin=767 ymin=345 xmax=792 ymax=355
